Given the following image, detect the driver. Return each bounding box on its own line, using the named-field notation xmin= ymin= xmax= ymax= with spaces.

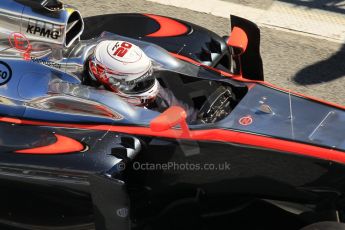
xmin=87 ymin=40 xmax=197 ymax=122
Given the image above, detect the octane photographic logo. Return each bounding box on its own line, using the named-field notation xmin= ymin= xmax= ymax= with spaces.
xmin=26 ymin=19 xmax=62 ymax=40
xmin=0 ymin=61 xmax=12 ymax=86
xmin=116 ymin=161 xmax=231 ymax=172
xmin=131 ymin=161 xmax=232 ymax=172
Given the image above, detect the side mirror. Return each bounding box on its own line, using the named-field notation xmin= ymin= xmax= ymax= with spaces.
xmin=227 ymin=27 xmax=248 ymax=55
xmin=150 ymin=106 xmax=190 ymax=137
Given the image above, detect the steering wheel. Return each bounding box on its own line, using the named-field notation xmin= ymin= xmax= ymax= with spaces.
xmin=197 ymin=86 xmax=234 ymax=124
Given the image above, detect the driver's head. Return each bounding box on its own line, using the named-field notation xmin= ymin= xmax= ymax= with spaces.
xmin=89 ymin=40 xmax=158 ymax=106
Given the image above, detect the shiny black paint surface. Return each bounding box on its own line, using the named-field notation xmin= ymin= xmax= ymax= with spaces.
xmin=126 ymin=138 xmax=345 ymax=221
xmin=82 ymin=14 xmax=230 ymax=68
xmin=0 ymin=8 xmax=342 ymax=230
xmin=1 ymin=119 xmax=345 ymax=229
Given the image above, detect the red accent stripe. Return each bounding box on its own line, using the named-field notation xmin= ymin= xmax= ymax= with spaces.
xmin=3 ymin=49 xmax=344 ymax=159
xmin=170 ymin=52 xmax=345 ymax=111
xmin=15 ymin=134 xmax=84 ymax=154
xmin=144 ymin=14 xmax=189 ymax=37
xmin=1 ymin=117 xmax=344 ymax=163
xmin=258 ymin=81 xmax=345 ymax=110
xmin=4 ymin=53 xmax=342 ymax=160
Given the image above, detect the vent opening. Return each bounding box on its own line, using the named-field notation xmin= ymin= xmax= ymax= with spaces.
xmin=65 ymin=11 xmax=84 ymax=47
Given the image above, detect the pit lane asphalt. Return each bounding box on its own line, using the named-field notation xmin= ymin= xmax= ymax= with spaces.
xmin=65 ymin=0 xmax=345 ymax=106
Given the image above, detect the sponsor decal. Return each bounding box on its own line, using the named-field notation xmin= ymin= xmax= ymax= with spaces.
xmin=112 ymin=41 xmax=132 ymax=58
xmin=239 ymin=115 xmax=253 ymax=126
xmin=31 ymin=57 xmax=61 ymax=69
xmin=0 ymin=61 xmax=12 ymax=86
xmin=107 ymin=41 xmax=142 ymax=63
xmin=26 ymin=19 xmax=62 ymax=40
xmin=8 ymin=32 xmax=31 ymax=60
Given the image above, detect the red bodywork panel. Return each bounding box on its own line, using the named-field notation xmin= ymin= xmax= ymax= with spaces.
xmin=0 ymin=116 xmax=344 ymax=163
xmin=144 ymin=14 xmax=189 ymax=37
xmin=150 ymin=106 xmax=187 ymax=132
xmin=15 ymin=134 xmax=84 ymax=154
xmin=227 ymin=27 xmax=248 ymax=53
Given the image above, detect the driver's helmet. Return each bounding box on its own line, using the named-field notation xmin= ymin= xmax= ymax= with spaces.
xmin=88 ymin=40 xmax=159 ymax=106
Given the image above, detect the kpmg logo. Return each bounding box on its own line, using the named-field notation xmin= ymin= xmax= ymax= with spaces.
xmin=26 ymin=19 xmax=62 ymax=40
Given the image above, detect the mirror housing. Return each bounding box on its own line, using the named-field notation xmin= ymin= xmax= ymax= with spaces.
xmin=150 ymin=106 xmax=190 ymax=136
xmin=227 ymin=27 xmax=248 ymax=55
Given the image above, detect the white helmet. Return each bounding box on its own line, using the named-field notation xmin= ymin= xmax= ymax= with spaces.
xmin=88 ymin=40 xmax=159 ymax=106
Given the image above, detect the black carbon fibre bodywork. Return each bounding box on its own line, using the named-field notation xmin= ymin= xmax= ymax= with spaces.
xmin=230 ymin=15 xmax=264 ymax=80
xmin=0 ymin=59 xmax=344 ymax=229
xmin=0 ymin=2 xmax=344 ymax=230
xmin=82 ymin=14 xmax=231 ymax=69
xmin=127 ymin=139 xmax=345 ymax=217
xmin=1 ymin=122 xmax=345 ymax=229
xmin=82 ymin=13 xmax=264 ymax=80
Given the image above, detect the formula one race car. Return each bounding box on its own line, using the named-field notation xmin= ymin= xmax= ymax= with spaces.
xmin=0 ymin=0 xmax=344 ymax=230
